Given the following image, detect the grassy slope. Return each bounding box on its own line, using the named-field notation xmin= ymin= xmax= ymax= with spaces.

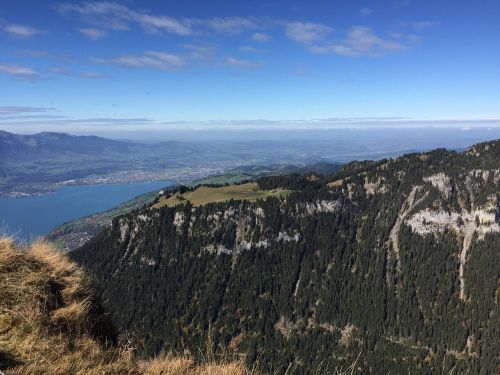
xmin=0 ymin=238 xmax=249 ymax=375
xmin=153 ymin=182 xmax=289 ymax=208
xmin=327 ymin=178 xmax=344 ymax=187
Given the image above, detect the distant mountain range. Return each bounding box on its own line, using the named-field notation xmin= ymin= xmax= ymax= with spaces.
xmin=3 ymin=129 xmax=499 ymax=197
xmin=0 ymin=131 xmax=198 ymax=196
xmin=0 ymin=131 xmax=134 ymax=160
xmin=0 ymin=130 xmax=400 ymax=197
xmin=0 ymin=131 xmax=332 ymax=196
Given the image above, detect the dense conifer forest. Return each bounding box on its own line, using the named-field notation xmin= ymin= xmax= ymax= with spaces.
xmin=71 ymin=140 xmax=500 ymax=374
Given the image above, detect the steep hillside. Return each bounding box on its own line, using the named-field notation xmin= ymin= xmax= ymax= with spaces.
xmin=71 ymin=140 xmax=500 ymax=374
xmin=0 ymin=238 xmax=249 ymax=374
xmin=47 ymin=164 xmax=341 ymax=252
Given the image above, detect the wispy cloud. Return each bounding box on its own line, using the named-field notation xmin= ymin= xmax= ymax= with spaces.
xmin=91 ymin=47 xmax=261 ymax=71
xmin=285 ymin=22 xmax=333 ymax=44
xmin=225 ymin=57 xmax=261 ymax=69
xmin=252 ymin=32 xmax=271 ymax=42
xmin=0 ymin=115 xmax=158 ymax=131
xmin=54 ymin=3 xmax=424 ymax=64
xmin=206 ymin=17 xmax=257 ymax=34
xmin=182 ymin=44 xmax=216 ymax=61
xmin=360 ymin=8 xmax=374 ymax=17
xmin=13 ymin=50 xmax=76 ymax=63
xmin=239 ymin=46 xmax=260 ymax=53
xmin=135 ymin=13 xmax=192 ymax=35
xmin=389 ymin=32 xmax=421 ymax=42
xmin=412 ymin=20 xmax=438 ymax=30
xmin=44 ymin=117 xmax=156 ymax=125
xmin=48 ymin=67 xmax=107 ymax=78
xmin=0 ymin=62 xmax=38 ymax=79
xmin=92 ymin=51 xmax=185 ymax=71
xmin=309 ymin=26 xmax=404 ymax=57
xmin=1 ymin=22 xmax=42 ymax=37
xmin=57 ymin=3 xmax=271 ymax=38
xmin=79 ymin=28 xmax=108 ymax=40
xmin=2 ymin=112 xmax=499 ymax=133
xmin=0 ymin=106 xmax=55 ymax=115
xmin=58 ymin=2 xmax=192 ymax=36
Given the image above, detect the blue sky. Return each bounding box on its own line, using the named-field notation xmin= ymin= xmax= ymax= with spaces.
xmin=1 ymin=0 xmax=500 ymax=134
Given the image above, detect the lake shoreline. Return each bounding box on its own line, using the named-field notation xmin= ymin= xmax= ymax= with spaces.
xmin=0 ymin=180 xmax=173 ymax=241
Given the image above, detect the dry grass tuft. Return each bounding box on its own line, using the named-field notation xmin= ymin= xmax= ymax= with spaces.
xmin=0 ymin=238 xmax=251 ymax=375
xmin=139 ymin=355 xmax=250 ymax=375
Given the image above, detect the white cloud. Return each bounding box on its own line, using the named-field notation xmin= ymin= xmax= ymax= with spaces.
xmin=58 ymin=2 xmax=192 ymax=36
xmin=0 ymin=62 xmax=37 ymax=78
xmin=309 ymin=26 xmax=404 ymax=57
xmin=2 ymin=23 xmax=42 ymax=37
xmin=390 ymin=32 xmax=422 ymax=42
xmin=360 ymin=8 xmax=374 ymax=17
xmin=134 ymin=13 xmax=192 ymax=35
xmin=89 ymin=57 xmax=107 ymax=64
xmin=206 ymin=17 xmax=256 ymax=34
xmin=93 ymin=51 xmax=185 ymax=71
xmin=59 ymin=3 xmax=269 ymax=37
xmin=79 ymin=71 xmax=106 ymax=78
xmin=286 ymin=22 xmax=333 ymax=44
xmin=0 ymin=106 xmax=55 ymax=115
xmin=48 ymin=67 xmax=106 ymax=78
xmin=13 ymin=50 xmax=76 ymax=63
xmin=0 ymin=63 xmax=106 ymax=80
xmin=252 ymin=32 xmax=271 ymax=42
xmin=407 ymin=34 xmax=422 ymax=42
xmin=182 ymin=44 xmax=216 ymax=61
xmin=79 ymin=28 xmax=108 ymax=39
xmin=240 ymin=46 xmax=259 ymax=53
xmin=412 ymin=20 xmax=438 ymax=30
xmin=225 ymin=57 xmax=261 ymax=68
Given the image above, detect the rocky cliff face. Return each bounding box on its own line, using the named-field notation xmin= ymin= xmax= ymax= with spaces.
xmin=71 ymin=140 xmax=500 ymax=375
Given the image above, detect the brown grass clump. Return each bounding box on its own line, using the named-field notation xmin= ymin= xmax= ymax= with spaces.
xmin=0 ymin=238 xmax=251 ymax=375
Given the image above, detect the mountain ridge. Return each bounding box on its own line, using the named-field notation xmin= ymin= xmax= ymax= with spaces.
xmin=46 ymin=163 xmax=341 ymax=251
xmin=70 ymin=139 xmax=500 ymax=374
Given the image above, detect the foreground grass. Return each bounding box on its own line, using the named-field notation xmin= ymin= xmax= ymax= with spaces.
xmin=153 ymin=182 xmax=289 ymax=209
xmin=0 ymin=238 xmax=250 ymax=375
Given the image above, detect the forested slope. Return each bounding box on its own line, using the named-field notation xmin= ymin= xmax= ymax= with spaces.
xmin=71 ymin=140 xmax=500 ymax=374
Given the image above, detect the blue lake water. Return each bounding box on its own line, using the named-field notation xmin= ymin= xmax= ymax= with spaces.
xmin=0 ymin=181 xmax=171 ymax=241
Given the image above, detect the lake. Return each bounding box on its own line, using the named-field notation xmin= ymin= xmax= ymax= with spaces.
xmin=0 ymin=181 xmax=172 ymax=241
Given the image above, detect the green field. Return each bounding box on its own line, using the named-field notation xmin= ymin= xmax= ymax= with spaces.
xmin=327 ymin=178 xmax=344 ymax=187
xmin=153 ymin=182 xmax=289 ymax=208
